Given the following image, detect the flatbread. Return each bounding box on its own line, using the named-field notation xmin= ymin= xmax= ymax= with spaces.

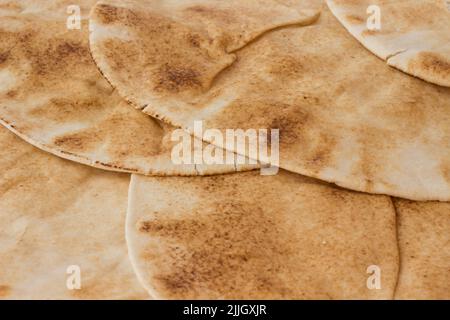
xmin=127 ymin=171 xmax=399 ymax=299
xmin=326 ymin=0 xmax=450 ymax=87
xmin=90 ymin=1 xmax=450 ymax=201
xmin=0 ymin=126 xmax=147 ymax=299
xmin=0 ymin=0 xmax=253 ymax=176
xmin=89 ymin=0 xmax=319 ymax=118
xmin=394 ymin=199 xmax=450 ymax=300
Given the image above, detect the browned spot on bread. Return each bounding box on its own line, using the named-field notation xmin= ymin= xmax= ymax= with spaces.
xmin=269 ymin=115 xmax=300 ymax=145
xmin=187 ymin=34 xmax=201 ymax=48
xmin=56 ymin=41 xmax=85 ymax=57
xmin=0 ymin=51 xmax=9 ymax=64
xmin=267 ymin=104 xmax=313 ymax=146
xmin=95 ymin=4 xmax=119 ymax=24
xmin=156 ymin=64 xmax=202 ymax=92
xmin=28 ymin=97 xmax=106 ymax=123
xmin=54 ymin=136 xmax=85 ymax=149
xmin=53 ymin=130 xmax=101 ymax=152
xmin=138 ymin=201 xmax=295 ymax=297
xmin=185 ymin=5 xmax=210 ymax=14
xmin=6 ymin=90 xmax=17 ymax=98
xmin=409 ymin=52 xmax=450 ymax=78
xmin=345 ymin=14 xmax=364 ymax=24
xmin=269 ymin=55 xmax=305 ymax=78
xmin=0 ymin=285 xmax=11 ymax=297
xmin=94 ymin=3 xmax=141 ymax=27
xmin=31 ymin=40 xmax=89 ymax=77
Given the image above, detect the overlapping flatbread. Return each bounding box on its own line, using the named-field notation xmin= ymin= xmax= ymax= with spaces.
xmin=0 ymin=126 xmax=147 ymax=299
xmin=327 ymin=0 xmax=450 ymax=87
xmin=394 ymin=199 xmax=450 ymax=300
xmin=127 ymin=171 xmax=399 ymax=299
xmin=90 ymin=1 xmax=450 ymax=201
xmin=89 ymin=0 xmax=319 ymax=119
xmin=0 ymin=0 xmax=256 ymax=176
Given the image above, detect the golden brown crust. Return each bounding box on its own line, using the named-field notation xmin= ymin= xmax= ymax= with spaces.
xmin=0 ymin=0 xmax=249 ymax=176
xmin=90 ymin=3 xmax=450 ymax=200
xmin=127 ymin=171 xmax=399 ymax=299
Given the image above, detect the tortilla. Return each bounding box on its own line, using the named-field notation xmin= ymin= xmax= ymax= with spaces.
xmin=394 ymin=199 xmax=450 ymax=300
xmin=0 ymin=126 xmax=147 ymax=299
xmin=126 ymin=171 xmax=399 ymax=299
xmin=90 ymin=1 xmax=450 ymax=201
xmin=0 ymin=0 xmax=253 ymax=176
xmin=326 ymin=0 xmax=450 ymax=87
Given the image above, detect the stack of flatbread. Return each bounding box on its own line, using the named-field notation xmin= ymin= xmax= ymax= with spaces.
xmin=0 ymin=0 xmax=448 ymax=300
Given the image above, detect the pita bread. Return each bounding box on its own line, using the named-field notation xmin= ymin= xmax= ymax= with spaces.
xmin=90 ymin=2 xmax=450 ymax=201
xmin=0 ymin=0 xmax=252 ymax=176
xmin=394 ymin=199 xmax=450 ymax=300
xmin=126 ymin=171 xmax=399 ymax=299
xmin=89 ymin=0 xmax=319 ymax=114
xmin=326 ymin=0 xmax=450 ymax=87
xmin=0 ymin=126 xmax=147 ymax=299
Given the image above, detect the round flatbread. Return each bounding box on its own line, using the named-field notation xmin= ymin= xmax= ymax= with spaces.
xmin=127 ymin=170 xmax=399 ymax=299
xmin=394 ymin=199 xmax=450 ymax=300
xmin=89 ymin=0 xmax=319 ymax=117
xmin=326 ymin=0 xmax=450 ymax=87
xmin=0 ymin=126 xmax=147 ymax=299
xmin=90 ymin=1 xmax=450 ymax=201
xmin=0 ymin=0 xmax=250 ymax=176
